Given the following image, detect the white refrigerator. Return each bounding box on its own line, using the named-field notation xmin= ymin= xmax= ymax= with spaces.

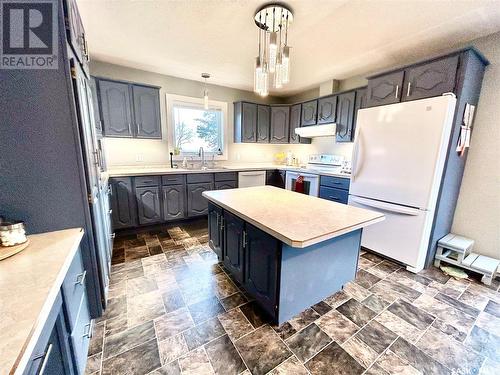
xmin=348 ymin=95 xmax=457 ymax=272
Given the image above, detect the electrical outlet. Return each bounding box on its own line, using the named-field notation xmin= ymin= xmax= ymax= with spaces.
xmin=136 ymin=153 xmax=144 ymax=162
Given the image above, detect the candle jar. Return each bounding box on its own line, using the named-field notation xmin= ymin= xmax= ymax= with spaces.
xmin=0 ymin=221 xmax=27 ymax=247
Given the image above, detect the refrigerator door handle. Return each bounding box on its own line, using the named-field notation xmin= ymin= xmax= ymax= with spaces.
xmin=351 ymin=128 xmax=361 ymax=182
xmin=349 ymin=196 xmax=421 ymax=216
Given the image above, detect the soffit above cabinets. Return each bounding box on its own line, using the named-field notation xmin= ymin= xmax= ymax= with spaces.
xmin=78 ymin=0 xmax=500 ymax=96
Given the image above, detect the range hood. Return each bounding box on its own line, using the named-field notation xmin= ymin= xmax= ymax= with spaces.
xmin=295 ymin=123 xmax=336 ymax=138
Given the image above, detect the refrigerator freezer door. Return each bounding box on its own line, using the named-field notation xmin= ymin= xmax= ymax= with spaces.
xmin=349 ymin=195 xmax=433 ymax=271
xmin=351 ymin=96 xmax=456 ymax=209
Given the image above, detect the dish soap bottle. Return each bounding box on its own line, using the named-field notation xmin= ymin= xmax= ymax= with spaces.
xmin=286 ymin=150 xmax=293 ymax=166
xmin=181 ymin=157 xmax=188 ymax=169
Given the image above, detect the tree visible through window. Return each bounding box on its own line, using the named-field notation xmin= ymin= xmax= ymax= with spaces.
xmin=173 ymin=105 xmax=223 ymax=154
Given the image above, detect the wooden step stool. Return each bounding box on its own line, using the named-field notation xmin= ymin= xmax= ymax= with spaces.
xmin=435 ymin=233 xmax=499 ymax=285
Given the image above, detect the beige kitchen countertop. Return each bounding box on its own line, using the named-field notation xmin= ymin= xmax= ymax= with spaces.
xmin=107 ymin=164 xmax=351 ymax=179
xmin=0 ymin=228 xmax=84 ymax=374
xmin=203 ymin=186 xmax=383 ymax=248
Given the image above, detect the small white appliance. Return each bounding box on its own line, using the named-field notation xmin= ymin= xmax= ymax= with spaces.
xmin=348 ymin=95 xmax=457 ymax=272
xmin=238 ymin=171 xmax=266 ymax=188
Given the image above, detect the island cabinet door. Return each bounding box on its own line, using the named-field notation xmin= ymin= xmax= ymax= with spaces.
xmin=243 ymin=223 xmax=280 ymax=317
xmin=223 ymin=211 xmax=245 ymax=284
xmin=208 ymin=203 xmax=223 ymax=260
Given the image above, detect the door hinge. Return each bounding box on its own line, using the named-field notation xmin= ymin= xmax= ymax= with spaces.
xmin=70 ymin=66 xmax=77 ymax=79
xmin=88 ymin=193 xmax=95 ymax=204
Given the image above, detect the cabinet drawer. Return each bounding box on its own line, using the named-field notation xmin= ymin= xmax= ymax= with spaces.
xmin=319 ymin=186 xmax=349 ymax=204
xmin=320 ymin=176 xmax=350 ymax=190
xmin=61 ymin=249 xmax=86 ymax=332
xmin=215 ymin=181 xmax=237 ymax=190
xmin=70 ymin=292 xmax=91 ymax=375
xmin=135 ymin=176 xmax=160 ymax=187
xmin=162 ymin=174 xmax=186 ymax=185
xmin=215 ymin=172 xmax=237 ymax=182
xmin=186 ymin=173 xmax=214 ymax=184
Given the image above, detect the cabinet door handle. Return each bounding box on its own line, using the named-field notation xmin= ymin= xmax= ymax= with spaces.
xmin=82 ymin=321 xmax=93 ymax=339
xmin=127 ymin=123 xmax=132 ymax=133
xmin=406 ymin=82 xmax=412 ymax=97
xmin=108 ymin=209 xmax=112 ymax=214
xmin=75 ymin=270 xmax=87 ymax=286
xmin=329 ymin=196 xmax=340 ymax=201
xmin=108 ymin=185 xmax=112 ymax=195
xmin=111 ymin=233 xmax=116 ymax=239
xmin=242 ymin=230 xmax=247 ymax=248
xmin=37 ymin=344 xmax=53 ymax=375
xmin=395 ymin=85 xmax=399 ymax=99
xmin=136 ymin=123 xmax=140 ymax=133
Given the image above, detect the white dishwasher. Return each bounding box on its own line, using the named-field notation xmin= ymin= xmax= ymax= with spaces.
xmin=238 ymin=171 xmax=266 ymax=188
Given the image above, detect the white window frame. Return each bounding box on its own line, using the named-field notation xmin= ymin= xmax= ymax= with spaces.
xmin=166 ymin=93 xmax=229 ymax=160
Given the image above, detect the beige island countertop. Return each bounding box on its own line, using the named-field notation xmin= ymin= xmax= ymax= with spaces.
xmin=203 ymin=186 xmax=384 ymax=248
xmin=0 ymin=228 xmax=84 ymax=374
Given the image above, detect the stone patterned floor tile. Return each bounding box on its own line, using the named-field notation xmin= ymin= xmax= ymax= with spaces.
xmin=158 ymin=333 xmax=188 ymax=365
xmin=305 ymin=342 xmax=366 ymax=375
xmin=341 ymin=335 xmax=379 ymax=368
xmin=204 ymin=334 xmax=247 ymax=375
xmin=336 ymin=299 xmax=377 ymax=327
xmin=218 ymin=309 xmax=254 ymax=341
xmin=234 ymin=325 xmax=292 ymax=375
xmin=374 ymin=310 xmax=423 ymax=343
xmin=390 ymin=337 xmax=451 ymax=375
xmin=103 ymin=320 xmax=155 ymax=359
xmin=285 ymin=323 xmax=332 ymax=363
xmin=89 ymin=222 xmax=500 ymax=375
xmin=182 ymin=317 xmax=225 ymax=351
xmin=416 ymin=326 xmax=484 ymax=375
xmin=375 ymin=350 xmax=420 ymax=375
xmin=154 ymin=307 xmax=195 ymax=341
xmin=354 ymin=320 xmax=398 ymax=354
xmin=267 ymin=355 xmax=309 ymax=375
xmin=361 ymin=294 xmax=391 ymax=314
xmin=354 ymin=269 xmax=381 ymax=289
xmin=387 ymin=298 xmax=435 ymax=330
xmin=101 ymin=339 xmax=161 ymax=375
xmin=178 ymin=347 xmax=214 ymax=375
xmin=316 ymin=309 xmax=360 ymax=344
xmin=324 ymin=290 xmax=350 ymax=308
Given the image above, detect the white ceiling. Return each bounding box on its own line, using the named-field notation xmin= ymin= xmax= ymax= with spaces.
xmin=77 ymin=0 xmax=500 ymax=96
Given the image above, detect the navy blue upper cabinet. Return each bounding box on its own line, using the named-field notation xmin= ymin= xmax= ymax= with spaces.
xmin=257 ymin=105 xmax=270 ymax=143
xmin=223 ymin=211 xmax=245 ymax=284
xmin=132 ymin=85 xmax=161 ymax=139
xmin=89 ymin=77 xmax=103 ymax=135
xmin=64 ymin=0 xmax=89 ymax=73
xmin=99 ymin=80 xmax=134 ymax=137
xmin=366 ymin=71 xmax=405 ymax=107
xmin=301 ymin=100 xmax=318 ymax=126
xmin=244 ymin=223 xmax=280 ymax=317
xmin=336 ymin=91 xmax=356 ymax=143
xmin=270 ymin=106 xmax=290 ymax=143
xmin=110 ymin=177 xmax=137 ymax=229
xmin=402 ymin=55 xmax=459 ymax=102
xmin=234 ymin=102 xmax=257 ymax=143
xmin=136 ymin=186 xmax=162 ymax=225
xmin=317 ymin=95 xmax=337 ymax=124
xmin=289 ymin=104 xmax=301 ymax=144
xmin=97 ymin=78 xmax=161 ymax=139
xmin=353 ymin=87 xmax=367 ymax=134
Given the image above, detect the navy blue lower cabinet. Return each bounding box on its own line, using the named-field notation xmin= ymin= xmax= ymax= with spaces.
xmin=319 ymin=186 xmax=349 ymax=204
xmin=136 ymin=186 xmax=162 ymax=225
xmin=223 ymin=211 xmax=245 ymax=284
xmin=244 ymin=223 xmax=280 ymax=317
xmin=208 ymin=203 xmax=223 ymax=260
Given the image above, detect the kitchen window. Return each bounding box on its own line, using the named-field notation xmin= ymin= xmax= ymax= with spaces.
xmin=167 ymin=94 xmax=228 ymax=159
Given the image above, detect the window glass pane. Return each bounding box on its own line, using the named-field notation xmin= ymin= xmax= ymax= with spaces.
xmin=173 ymin=104 xmax=222 ymax=153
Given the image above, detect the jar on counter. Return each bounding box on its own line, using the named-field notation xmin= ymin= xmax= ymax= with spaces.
xmin=0 ymin=221 xmax=27 ymax=246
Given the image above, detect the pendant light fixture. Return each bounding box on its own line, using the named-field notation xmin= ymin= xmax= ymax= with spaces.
xmin=201 ymin=73 xmax=210 ymax=110
xmin=253 ymin=3 xmax=293 ymax=95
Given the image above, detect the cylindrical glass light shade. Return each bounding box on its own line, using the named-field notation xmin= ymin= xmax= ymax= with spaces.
xmin=274 ymin=53 xmax=283 ymax=88
xmin=203 ymin=89 xmax=209 ymax=110
xmin=268 ymin=32 xmax=278 ymax=73
xmin=281 ymin=46 xmax=290 ymax=84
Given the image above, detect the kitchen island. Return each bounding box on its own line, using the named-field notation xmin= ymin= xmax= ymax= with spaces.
xmin=203 ymin=186 xmax=384 ymax=324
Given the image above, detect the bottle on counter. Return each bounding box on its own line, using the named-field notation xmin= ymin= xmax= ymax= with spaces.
xmin=286 ymin=150 xmax=293 ymax=166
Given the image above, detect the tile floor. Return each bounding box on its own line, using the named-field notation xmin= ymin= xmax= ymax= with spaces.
xmin=86 ymin=219 xmax=500 ymax=375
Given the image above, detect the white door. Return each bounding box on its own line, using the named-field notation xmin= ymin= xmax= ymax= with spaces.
xmin=349 ymin=196 xmax=432 ymax=272
xmin=351 ymin=96 xmax=456 ymax=209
